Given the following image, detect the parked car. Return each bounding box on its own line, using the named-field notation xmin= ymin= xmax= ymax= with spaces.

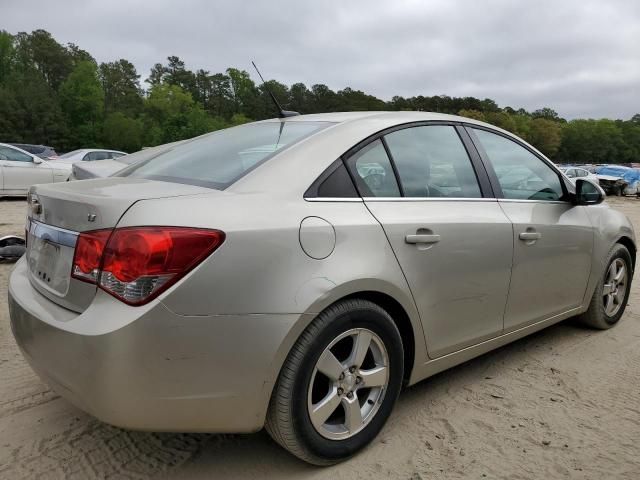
xmin=0 ymin=143 xmax=71 ymax=195
xmin=9 ymin=112 xmax=635 ymax=465
xmin=594 ymin=165 xmax=640 ymax=196
xmin=56 ymin=148 xmax=127 ymax=165
xmin=70 ymin=142 xmax=183 ymax=180
xmin=9 ymin=143 xmax=58 ymax=159
xmin=558 ymin=166 xmax=600 ymax=185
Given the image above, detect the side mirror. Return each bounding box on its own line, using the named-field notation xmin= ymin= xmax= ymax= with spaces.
xmin=33 ymin=156 xmax=43 ymax=164
xmin=575 ymin=178 xmax=605 ymax=205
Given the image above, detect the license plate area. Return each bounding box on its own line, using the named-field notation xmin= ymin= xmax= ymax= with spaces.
xmin=27 ymin=219 xmax=78 ymax=297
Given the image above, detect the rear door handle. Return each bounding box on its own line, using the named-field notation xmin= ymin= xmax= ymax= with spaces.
xmin=405 ymin=234 xmax=441 ymax=244
xmin=519 ymin=231 xmax=542 ymax=241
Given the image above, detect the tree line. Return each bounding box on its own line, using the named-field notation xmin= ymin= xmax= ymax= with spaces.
xmin=1 ymin=29 xmax=639 ymax=164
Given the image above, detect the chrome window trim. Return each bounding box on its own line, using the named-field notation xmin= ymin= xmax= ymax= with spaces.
xmin=28 ymin=218 xmax=79 ymax=248
xmin=497 ymin=199 xmax=570 ymax=205
xmin=304 ymin=197 xmax=363 ymax=203
xmin=361 ymin=197 xmax=497 ymax=202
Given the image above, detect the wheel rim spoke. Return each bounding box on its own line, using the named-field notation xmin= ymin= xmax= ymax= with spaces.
xmin=604 ymin=293 xmax=613 ymax=314
xmin=607 ymin=263 xmax=617 ymax=283
xmin=360 ymin=365 xmax=388 ymax=388
xmin=615 ymin=265 xmax=626 ymax=282
xmin=310 ymin=389 xmax=341 ymax=427
xmin=316 ymin=350 xmax=344 ymax=381
xmin=603 ymin=283 xmax=614 ymax=295
xmin=349 ymin=330 xmax=372 ymax=368
xmin=342 ymin=395 xmax=363 ymax=433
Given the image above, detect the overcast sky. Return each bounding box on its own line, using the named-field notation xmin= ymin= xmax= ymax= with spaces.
xmin=2 ymin=0 xmax=639 ymax=119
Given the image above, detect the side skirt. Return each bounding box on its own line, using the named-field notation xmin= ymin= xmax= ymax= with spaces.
xmin=408 ymin=307 xmax=581 ymax=385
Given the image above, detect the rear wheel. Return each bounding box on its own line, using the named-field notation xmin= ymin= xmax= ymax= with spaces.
xmin=266 ymin=299 xmax=404 ymax=465
xmin=578 ymin=244 xmax=632 ymax=329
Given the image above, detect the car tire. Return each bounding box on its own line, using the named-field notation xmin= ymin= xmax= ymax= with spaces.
xmin=265 ymin=299 xmax=404 ymax=465
xmin=578 ymin=243 xmax=633 ymax=329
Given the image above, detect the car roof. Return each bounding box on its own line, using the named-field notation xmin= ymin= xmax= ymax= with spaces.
xmin=275 ymin=110 xmax=496 ymax=127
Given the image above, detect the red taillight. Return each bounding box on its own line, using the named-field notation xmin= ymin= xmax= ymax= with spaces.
xmin=72 ymin=229 xmax=112 ymax=283
xmin=72 ymin=227 xmax=225 ymax=305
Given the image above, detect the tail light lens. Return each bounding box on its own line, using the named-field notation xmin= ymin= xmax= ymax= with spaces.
xmin=72 ymin=227 xmax=225 ymax=305
xmin=72 ymin=229 xmax=112 ymax=283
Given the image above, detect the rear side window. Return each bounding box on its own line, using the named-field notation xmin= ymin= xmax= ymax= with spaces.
xmin=0 ymin=146 xmax=32 ymax=162
xmin=305 ymin=161 xmax=358 ymax=198
xmin=472 ymin=128 xmax=564 ymax=201
xmin=384 ymin=125 xmax=481 ymax=198
xmin=346 ymin=139 xmax=401 ymax=197
xmin=121 ymin=121 xmax=330 ymax=189
xmin=85 ymin=151 xmax=111 ymax=161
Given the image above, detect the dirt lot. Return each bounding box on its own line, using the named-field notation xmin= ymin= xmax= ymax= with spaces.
xmin=1 ymin=196 xmax=639 ymax=479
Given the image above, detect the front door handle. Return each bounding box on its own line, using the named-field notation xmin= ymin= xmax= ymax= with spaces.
xmin=405 ymin=234 xmax=441 ymax=244
xmin=519 ymin=231 xmax=542 ymax=241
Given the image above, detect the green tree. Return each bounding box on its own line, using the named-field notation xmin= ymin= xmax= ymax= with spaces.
xmin=102 ymin=112 xmax=143 ymax=152
xmin=143 ymin=83 xmax=217 ymax=144
xmin=99 ymin=59 xmax=142 ymax=115
xmin=528 ymin=118 xmax=562 ymax=157
xmin=59 ymin=61 xmax=104 ymax=147
xmin=0 ymin=30 xmax=14 ymax=85
xmin=457 ymin=109 xmax=486 ymax=121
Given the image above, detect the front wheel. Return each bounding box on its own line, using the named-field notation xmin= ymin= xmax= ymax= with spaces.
xmin=266 ymin=299 xmax=404 ymax=465
xmin=578 ymin=243 xmax=633 ymax=329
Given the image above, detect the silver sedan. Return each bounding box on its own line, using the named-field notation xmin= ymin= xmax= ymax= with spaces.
xmin=9 ymin=112 xmax=635 ymax=465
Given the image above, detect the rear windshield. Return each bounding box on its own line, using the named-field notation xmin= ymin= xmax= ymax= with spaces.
xmin=119 ymin=121 xmax=331 ymax=189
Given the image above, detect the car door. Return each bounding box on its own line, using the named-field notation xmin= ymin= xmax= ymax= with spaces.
xmin=345 ymin=124 xmax=513 ymax=358
xmin=0 ymin=145 xmax=53 ymax=193
xmin=468 ymin=127 xmax=593 ymax=332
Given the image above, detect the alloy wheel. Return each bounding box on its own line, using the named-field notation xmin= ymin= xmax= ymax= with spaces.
xmin=603 ymin=258 xmax=628 ymax=317
xmin=307 ymin=328 xmax=389 ymax=440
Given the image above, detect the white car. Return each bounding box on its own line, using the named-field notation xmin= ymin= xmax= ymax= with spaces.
xmin=0 ymin=143 xmax=71 ymax=196
xmin=559 ymin=166 xmax=600 ymax=185
xmin=70 ymin=142 xmax=183 ymax=180
xmin=55 ymin=149 xmax=127 ymax=165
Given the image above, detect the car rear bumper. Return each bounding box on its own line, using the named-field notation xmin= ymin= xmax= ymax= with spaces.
xmin=8 ymin=257 xmax=302 ymax=433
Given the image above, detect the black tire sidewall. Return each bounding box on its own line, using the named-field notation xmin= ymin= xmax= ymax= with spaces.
xmin=290 ymin=304 xmax=404 ymax=462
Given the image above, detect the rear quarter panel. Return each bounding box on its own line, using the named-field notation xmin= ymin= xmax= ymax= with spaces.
xmin=116 ymin=192 xmax=429 ymax=382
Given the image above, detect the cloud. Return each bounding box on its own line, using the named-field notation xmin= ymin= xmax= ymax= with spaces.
xmin=2 ymin=0 xmax=639 ymax=119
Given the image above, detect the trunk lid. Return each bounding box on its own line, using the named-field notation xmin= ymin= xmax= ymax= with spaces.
xmin=26 ymin=177 xmax=214 ymax=313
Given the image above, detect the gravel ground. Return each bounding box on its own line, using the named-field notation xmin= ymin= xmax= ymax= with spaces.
xmin=1 ymin=196 xmax=639 ymax=479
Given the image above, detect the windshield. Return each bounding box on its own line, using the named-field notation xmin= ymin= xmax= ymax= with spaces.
xmin=120 ymin=121 xmax=331 ymax=189
xmin=59 ymin=149 xmax=85 ymax=159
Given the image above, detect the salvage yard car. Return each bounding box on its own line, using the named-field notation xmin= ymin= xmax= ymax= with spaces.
xmin=8 ymin=112 xmax=636 ymax=465
xmin=0 ymin=142 xmax=71 ymax=195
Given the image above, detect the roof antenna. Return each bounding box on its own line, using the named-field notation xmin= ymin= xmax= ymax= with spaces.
xmin=251 ymin=61 xmax=299 ymax=118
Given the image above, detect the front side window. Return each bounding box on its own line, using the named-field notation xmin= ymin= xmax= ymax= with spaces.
xmin=472 ymin=129 xmax=564 ymax=201
xmin=384 ymin=125 xmax=481 ymax=198
xmin=121 ymin=121 xmax=330 ymax=189
xmin=0 ymin=146 xmax=32 ymax=162
xmin=346 ymin=139 xmax=400 ymax=197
